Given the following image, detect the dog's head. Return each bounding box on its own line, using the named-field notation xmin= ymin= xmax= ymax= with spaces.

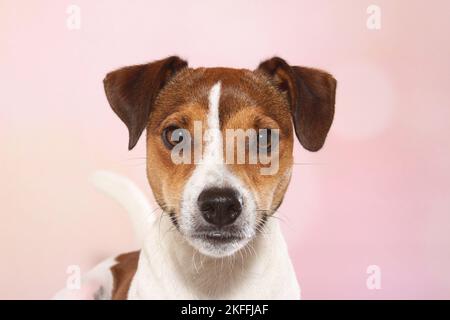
xmin=104 ymin=56 xmax=336 ymax=257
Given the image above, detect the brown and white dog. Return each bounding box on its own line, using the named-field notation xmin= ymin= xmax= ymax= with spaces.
xmin=55 ymin=56 xmax=336 ymax=300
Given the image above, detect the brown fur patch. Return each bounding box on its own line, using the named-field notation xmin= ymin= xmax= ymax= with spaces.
xmin=110 ymin=251 xmax=140 ymax=300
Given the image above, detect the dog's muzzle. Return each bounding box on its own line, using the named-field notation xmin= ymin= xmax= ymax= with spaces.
xmin=178 ymin=183 xmax=256 ymax=257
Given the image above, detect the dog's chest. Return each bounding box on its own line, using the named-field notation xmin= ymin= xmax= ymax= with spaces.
xmin=122 ymin=220 xmax=300 ymax=300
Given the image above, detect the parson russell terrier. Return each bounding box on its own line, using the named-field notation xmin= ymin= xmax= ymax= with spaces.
xmin=55 ymin=56 xmax=336 ymax=300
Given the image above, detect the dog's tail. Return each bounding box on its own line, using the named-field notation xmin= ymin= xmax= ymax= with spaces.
xmin=90 ymin=170 xmax=155 ymax=244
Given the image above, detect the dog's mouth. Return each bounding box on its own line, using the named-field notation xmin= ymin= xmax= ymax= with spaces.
xmin=169 ymin=212 xmax=248 ymax=245
xmin=169 ymin=213 xmax=249 ymax=248
xmin=188 ymin=229 xmax=251 ymax=257
xmin=191 ymin=231 xmax=245 ymax=244
xmin=181 ymin=222 xmax=254 ymax=257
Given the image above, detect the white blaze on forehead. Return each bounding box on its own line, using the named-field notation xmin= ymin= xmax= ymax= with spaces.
xmin=203 ymin=81 xmax=223 ymax=165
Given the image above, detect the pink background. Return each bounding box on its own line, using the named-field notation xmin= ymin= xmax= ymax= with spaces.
xmin=1 ymin=0 xmax=450 ymax=299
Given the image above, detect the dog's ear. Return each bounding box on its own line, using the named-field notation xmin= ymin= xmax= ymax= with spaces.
xmin=257 ymin=57 xmax=336 ymax=151
xmin=103 ymin=56 xmax=188 ymax=150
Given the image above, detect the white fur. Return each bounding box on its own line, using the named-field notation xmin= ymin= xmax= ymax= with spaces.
xmin=128 ymin=212 xmax=300 ymax=299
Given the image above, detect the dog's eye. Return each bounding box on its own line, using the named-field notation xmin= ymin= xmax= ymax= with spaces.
xmin=162 ymin=126 xmax=188 ymax=149
xmin=257 ymin=129 xmax=275 ymax=152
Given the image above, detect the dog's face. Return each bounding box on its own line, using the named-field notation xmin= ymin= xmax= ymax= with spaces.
xmin=104 ymin=56 xmax=336 ymax=257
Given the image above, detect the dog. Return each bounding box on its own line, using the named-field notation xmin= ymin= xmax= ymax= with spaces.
xmin=54 ymin=56 xmax=336 ymax=300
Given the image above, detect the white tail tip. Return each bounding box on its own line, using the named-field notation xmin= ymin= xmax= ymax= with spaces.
xmin=90 ymin=170 xmax=155 ymax=243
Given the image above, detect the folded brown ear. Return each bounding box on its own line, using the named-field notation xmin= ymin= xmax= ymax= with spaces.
xmin=258 ymin=57 xmax=336 ymax=151
xmin=103 ymin=56 xmax=188 ymax=150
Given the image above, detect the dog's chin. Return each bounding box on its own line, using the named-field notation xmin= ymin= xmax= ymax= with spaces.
xmin=186 ymin=231 xmax=254 ymax=258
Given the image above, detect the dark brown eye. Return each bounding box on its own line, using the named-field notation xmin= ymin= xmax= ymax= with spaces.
xmin=257 ymin=129 xmax=277 ymax=152
xmin=162 ymin=126 xmax=188 ymax=149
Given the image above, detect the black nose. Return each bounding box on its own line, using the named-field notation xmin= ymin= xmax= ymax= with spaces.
xmin=197 ymin=187 xmax=242 ymax=227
